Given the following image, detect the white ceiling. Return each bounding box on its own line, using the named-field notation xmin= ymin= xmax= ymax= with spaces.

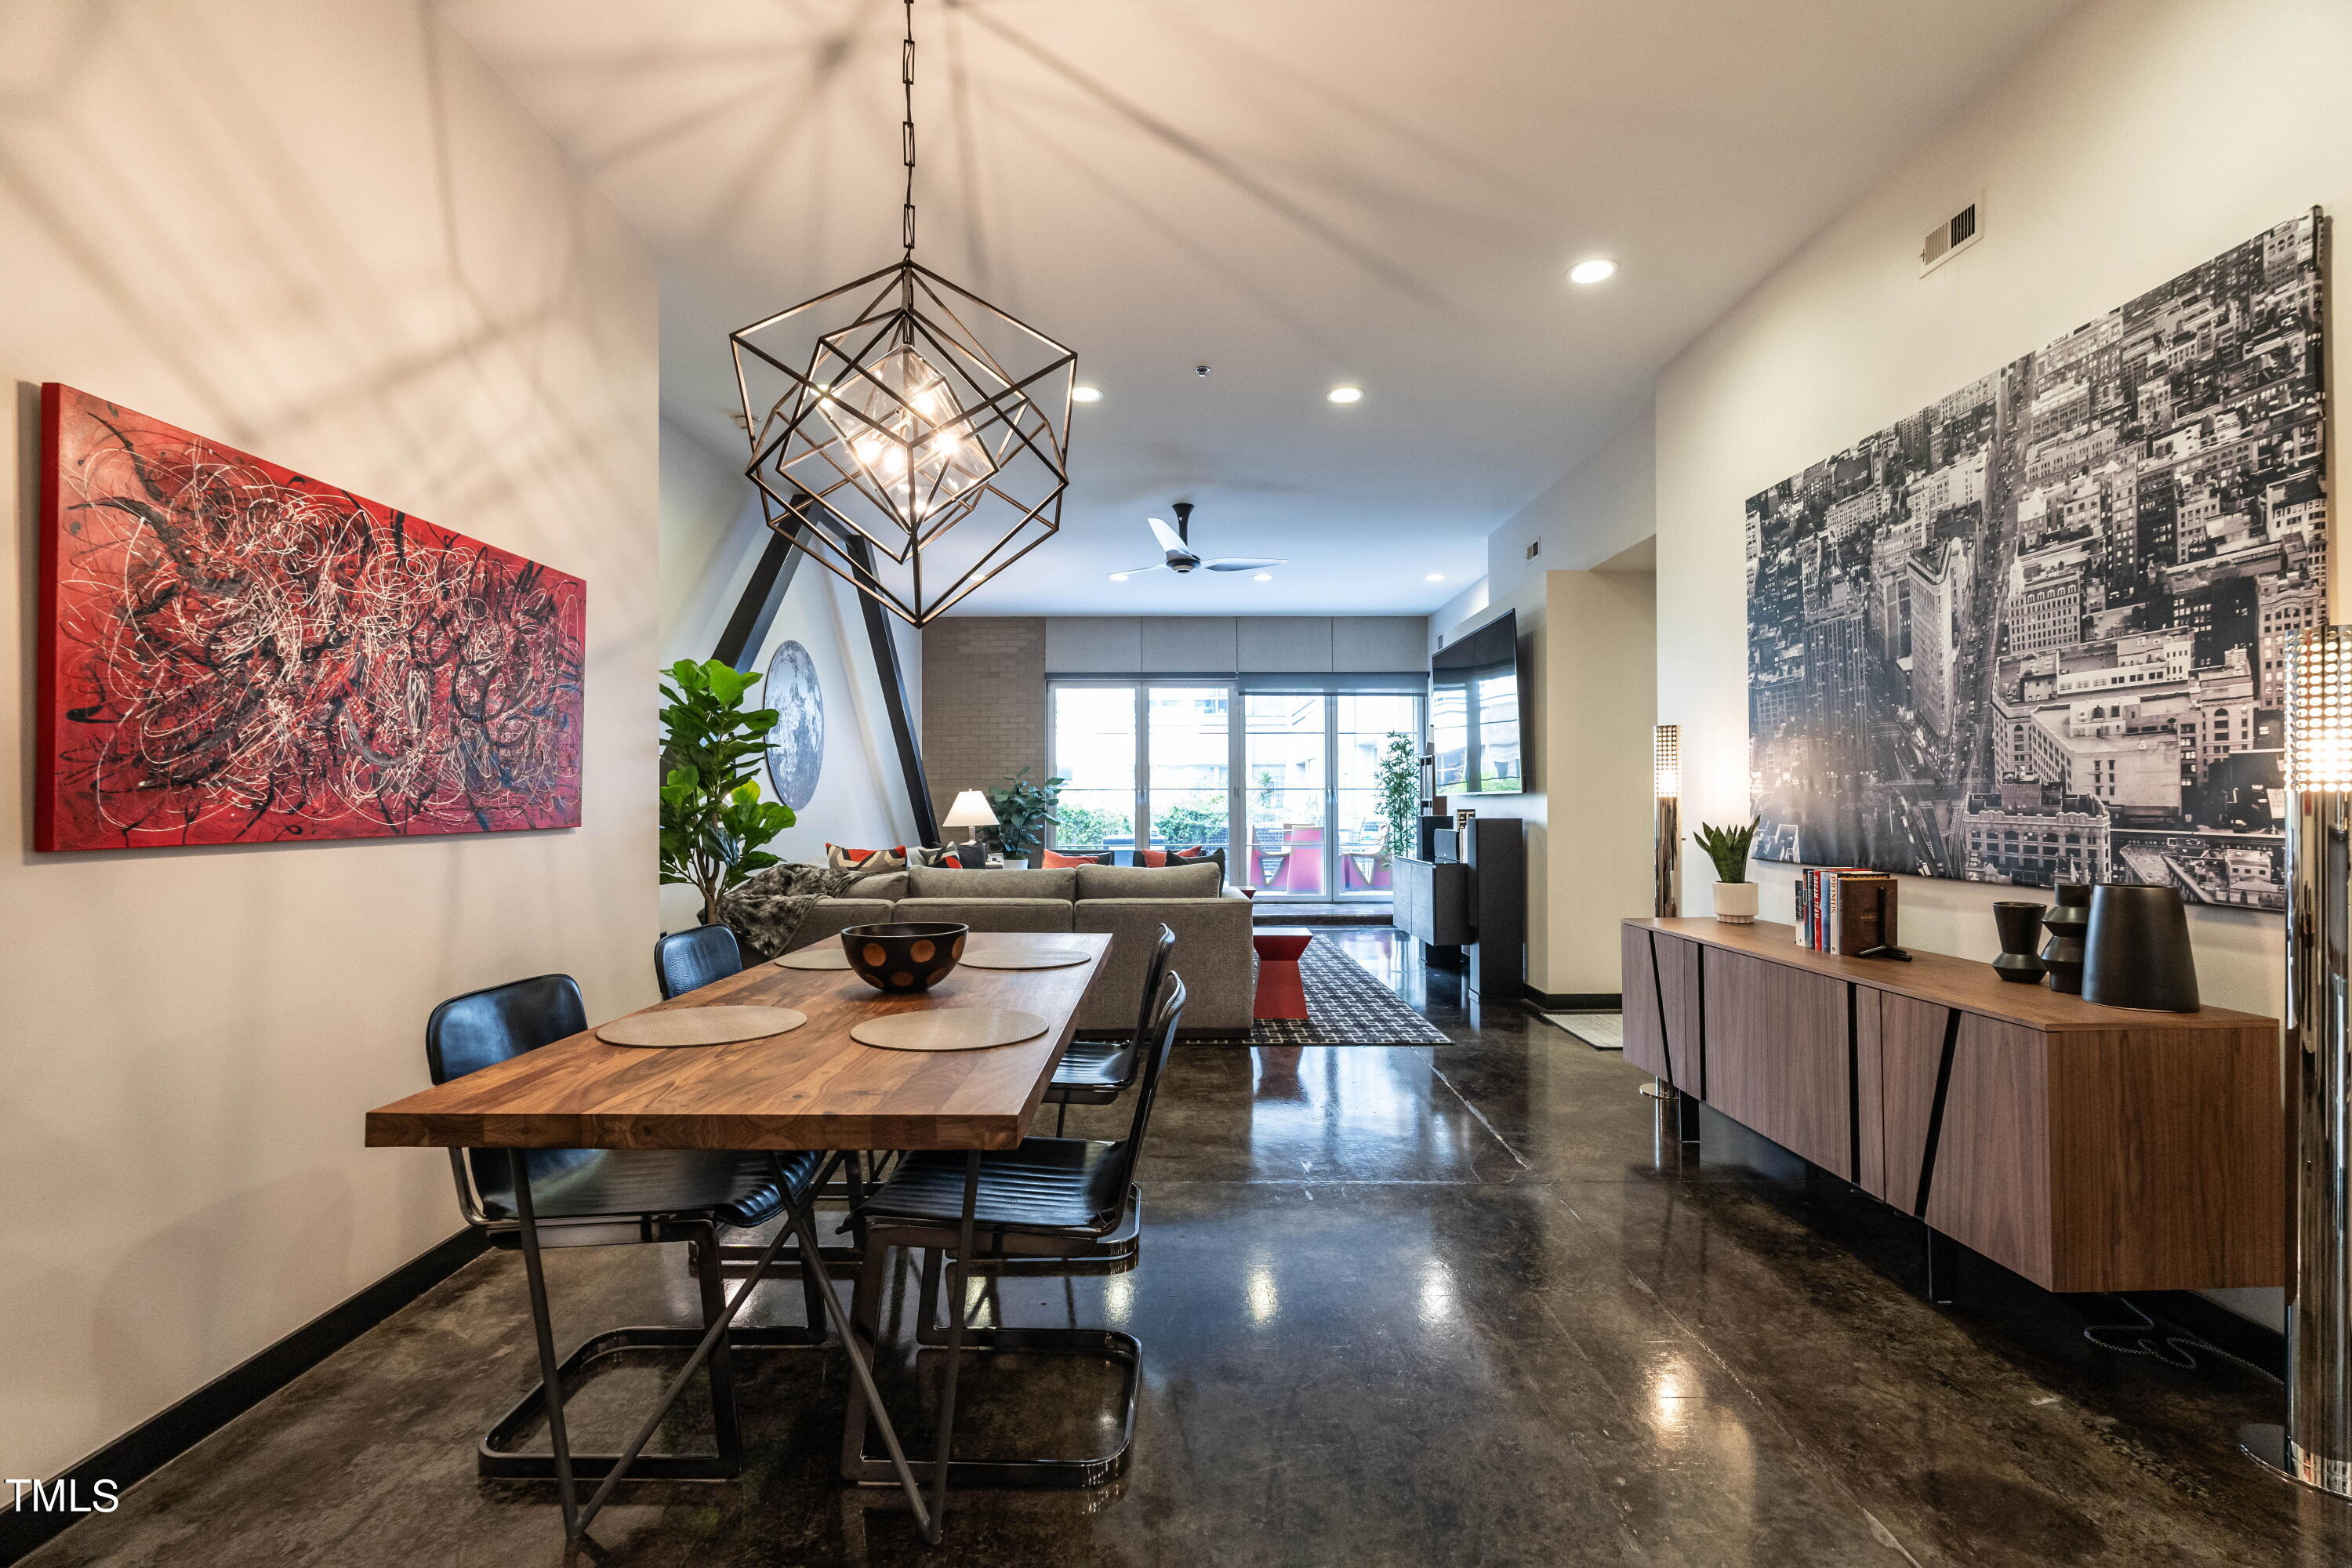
xmin=442 ymin=0 xmax=2080 ymax=615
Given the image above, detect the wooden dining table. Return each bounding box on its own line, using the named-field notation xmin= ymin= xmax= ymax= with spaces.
xmin=365 ymin=930 xmax=1113 ymax=1548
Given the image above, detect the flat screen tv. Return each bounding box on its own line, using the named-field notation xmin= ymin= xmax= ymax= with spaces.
xmin=1430 ymin=610 xmax=1523 ymax=794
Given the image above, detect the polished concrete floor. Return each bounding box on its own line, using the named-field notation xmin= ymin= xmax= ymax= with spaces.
xmin=27 ymin=930 xmax=2352 ymax=1566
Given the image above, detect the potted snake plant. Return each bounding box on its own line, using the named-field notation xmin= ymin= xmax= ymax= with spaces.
xmin=1693 ymin=817 xmax=1761 ymax=924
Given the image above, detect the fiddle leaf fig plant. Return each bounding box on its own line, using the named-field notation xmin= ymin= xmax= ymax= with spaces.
xmin=983 ymin=768 xmax=1062 ymax=859
xmin=659 ymin=659 xmax=795 ymax=925
xmin=1692 ymin=816 xmax=1761 ymax=884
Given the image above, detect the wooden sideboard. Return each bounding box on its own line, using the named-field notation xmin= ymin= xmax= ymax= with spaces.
xmin=1621 ymin=916 xmax=2282 ymax=1294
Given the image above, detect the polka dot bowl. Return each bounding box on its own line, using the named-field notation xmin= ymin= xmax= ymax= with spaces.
xmin=838 ymin=922 xmax=969 ymax=994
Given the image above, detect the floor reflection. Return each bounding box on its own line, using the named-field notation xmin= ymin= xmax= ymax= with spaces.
xmin=31 ymin=924 xmax=2348 ymax=1568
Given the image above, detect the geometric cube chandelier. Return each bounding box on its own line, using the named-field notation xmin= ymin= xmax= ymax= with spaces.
xmin=730 ymin=0 xmax=1076 ymax=627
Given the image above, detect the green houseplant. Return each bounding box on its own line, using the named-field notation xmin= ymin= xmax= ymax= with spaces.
xmin=1692 ymin=816 xmax=1761 ymax=924
xmin=1376 ymin=731 xmax=1421 ymax=860
xmin=659 ymin=659 xmax=796 ymax=926
xmin=983 ymin=769 xmax=1062 ymax=866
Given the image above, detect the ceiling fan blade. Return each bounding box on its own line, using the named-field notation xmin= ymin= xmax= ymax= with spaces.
xmin=1109 ymin=563 xmax=1171 ymax=576
xmin=1203 ymin=558 xmax=1288 ymax=571
xmin=1146 ymin=515 xmax=1187 ymax=554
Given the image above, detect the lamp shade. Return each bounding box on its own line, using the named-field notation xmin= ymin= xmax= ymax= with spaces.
xmin=1653 ymin=724 xmax=1681 ymax=799
xmin=942 ymin=789 xmax=998 ymax=829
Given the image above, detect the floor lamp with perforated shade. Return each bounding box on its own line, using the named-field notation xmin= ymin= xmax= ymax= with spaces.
xmin=2245 ymin=625 xmax=2352 ymax=1495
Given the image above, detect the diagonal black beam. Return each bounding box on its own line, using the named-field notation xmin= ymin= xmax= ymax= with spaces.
xmin=710 ymin=510 xmax=808 ymax=670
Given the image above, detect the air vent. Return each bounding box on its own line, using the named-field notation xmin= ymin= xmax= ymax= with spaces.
xmin=1921 ymin=197 xmax=1983 ymax=277
xmin=1525 ymin=539 xmax=1541 ymax=560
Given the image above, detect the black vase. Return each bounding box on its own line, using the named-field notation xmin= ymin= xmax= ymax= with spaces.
xmin=2041 ymin=883 xmax=2091 ymax=995
xmin=2082 ymin=884 xmax=2200 ymax=1012
xmin=1991 ymin=901 xmax=2049 ymax=983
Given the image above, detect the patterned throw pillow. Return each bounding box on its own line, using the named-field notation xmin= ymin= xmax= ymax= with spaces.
xmin=908 ymin=844 xmax=992 ymax=869
xmin=827 ymin=843 xmax=908 ymax=875
xmin=1042 ymin=848 xmax=1112 ymax=867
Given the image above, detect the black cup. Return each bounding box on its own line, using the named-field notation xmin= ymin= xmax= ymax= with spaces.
xmin=1991 ymin=902 xmax=2048 ymax=984
xmin=840 ymin=922 xmax=968 ymax=993
xmin=2081 ymin=885 xmax=2199 ymax=1012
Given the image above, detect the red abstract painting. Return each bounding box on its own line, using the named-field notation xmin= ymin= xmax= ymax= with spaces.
xmin=36 ymin=384 xmax=586 ymax=850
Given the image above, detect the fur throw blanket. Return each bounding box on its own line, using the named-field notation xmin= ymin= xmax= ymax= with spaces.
xmin=717 ymin=862 xmax=869 ymax=961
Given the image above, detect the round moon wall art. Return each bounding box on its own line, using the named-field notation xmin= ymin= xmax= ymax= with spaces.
xmin=763 ymin=640 xmax=825 ymax=810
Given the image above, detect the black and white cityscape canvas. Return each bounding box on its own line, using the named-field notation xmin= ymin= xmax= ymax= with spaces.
xmin=1746 ymin=213 xmax=2325 ymax=911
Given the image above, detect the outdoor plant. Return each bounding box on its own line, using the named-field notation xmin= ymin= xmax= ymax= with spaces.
xmin=1376 ymin=731 xmax=1421 ymax=858
xmin=984 ymin=768 xmax=1063 ymax=858
xmin=659 ymin=659 xmax=795 ymax=925
xmin=1693 ymin=817 xmax=1761 ymax=884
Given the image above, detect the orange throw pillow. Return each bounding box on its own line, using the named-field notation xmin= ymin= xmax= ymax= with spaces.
xmin=1043 ymin=848 xmax=1108 ymax=866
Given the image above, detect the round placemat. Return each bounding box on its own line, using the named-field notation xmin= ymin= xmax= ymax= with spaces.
xmin=774 ymin=946 xmax=853 ymax=970
xmin=956 ymin=947 xmax=1091 ymax=970
xmin=597 ymin=1005 xmax=808 ymax=1048
xmin=850 ymin=1008 xmax=1049 ymax=1052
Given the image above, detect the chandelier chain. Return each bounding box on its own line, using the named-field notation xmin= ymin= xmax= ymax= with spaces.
xmin=901 ymin=0 xmax=917 ymax=257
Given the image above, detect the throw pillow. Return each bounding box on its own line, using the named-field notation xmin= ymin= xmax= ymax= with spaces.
xmin=1171 ymin=845 xmax=1227 ymax=880
xmin=827 ymin=843 xmax=908 ymax=875
xmin=908 ymin=844 xmax=966 ymax=869
xmin=1043 ymin=848 xmax=1112 ymax=866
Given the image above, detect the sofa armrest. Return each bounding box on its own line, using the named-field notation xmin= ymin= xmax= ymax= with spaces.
xmin=1072 ymin=895 xmax=1256 ymax=1035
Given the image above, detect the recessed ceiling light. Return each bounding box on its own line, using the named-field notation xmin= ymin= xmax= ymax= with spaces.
xmin=1327 ymin=386 xmax=1363 ymax=405
xmin=1253 ymin=572 xmax=1273 ymax=581
xmin=1109 ymin=572 xmax=1129 ymax=582
xmin=1426 ymin=573 xmax=1446 ymax=582
xmin=1568 ymin=258 xmax=1617 ymax=285
xmin=1072 ymin=385 xmax=1102 ymax=403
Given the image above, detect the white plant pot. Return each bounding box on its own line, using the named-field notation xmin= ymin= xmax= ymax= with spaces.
xmin=1713 ymin=881 xmax=1759 ymax=924
xmin=1000 ymin=856 xmax=1029 ymax=869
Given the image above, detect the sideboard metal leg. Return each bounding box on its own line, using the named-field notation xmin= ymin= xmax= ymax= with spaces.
xmin=1926 ymin=1227 xmax=1960 ymax=1305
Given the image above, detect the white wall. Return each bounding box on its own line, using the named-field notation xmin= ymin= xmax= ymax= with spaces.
xmin=657 ymin=423 xmax=923 ymax=927
xmin=1433 ymin=404 xmax=1660 ymax=996
xmin=1653 ymin=0 xmax=2352 ymax=1324
xmin=1656 ymin=0 xmax=2352 ymax=1018
xmin=0 ymin=1 xmax=658 ymax=1484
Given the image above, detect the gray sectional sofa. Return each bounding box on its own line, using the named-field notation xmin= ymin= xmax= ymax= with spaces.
xmin=782 ymin=861 xmax=1255 ymax=1038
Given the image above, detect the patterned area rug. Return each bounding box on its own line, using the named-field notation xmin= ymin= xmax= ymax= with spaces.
xmin=1242 ymin=939 xmax=1449 ymax=1047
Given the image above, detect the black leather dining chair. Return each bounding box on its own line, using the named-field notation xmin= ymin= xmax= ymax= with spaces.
xmin=841 ymin=970 xmax=1186 ymax=1489
xmin=427 ymin=973 xmax=829 ymax=1481
xmin=655 ymin=924 xmax=744 ymax=999
xmin=1042 ymin=922 xmax=1174 ymax=1135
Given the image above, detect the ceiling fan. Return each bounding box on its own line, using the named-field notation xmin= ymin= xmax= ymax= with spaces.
xmin=1109 ymin=502 xmax=1287 ymax=579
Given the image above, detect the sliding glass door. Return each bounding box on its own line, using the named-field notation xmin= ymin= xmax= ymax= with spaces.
xmin=1146 ymin=687 xmax=1232 ymax=855
xmin=1051 ymin=679 xmax=1421 ymax=898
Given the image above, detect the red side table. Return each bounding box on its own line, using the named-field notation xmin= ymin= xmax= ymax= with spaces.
xmin=1251 ymin=928 xmax=1314 ymax=1022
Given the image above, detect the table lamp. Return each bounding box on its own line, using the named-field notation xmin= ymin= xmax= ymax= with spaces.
xmin=942 ymin=789 xmax=998 ymax=858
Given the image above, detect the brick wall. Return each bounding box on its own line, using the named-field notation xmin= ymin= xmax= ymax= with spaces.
xmin=920 ymin=616 xmax=1047 ymax=828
